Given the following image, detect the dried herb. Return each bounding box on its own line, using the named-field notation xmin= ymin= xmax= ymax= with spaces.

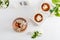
xmin=0 ymin=0 xmax=9 ymax=8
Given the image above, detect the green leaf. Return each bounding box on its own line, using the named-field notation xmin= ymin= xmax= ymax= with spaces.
xmin=55 ymin=13 xmax=60 ymax=17
xmin=31 ymin=31 xmax=42 ymax=39
xmin=50 ymin=7 xmax=56 ymax=13
xmin=55 ymin=7 xmax=58 ymax=12
xmin=50 ymin=9 xmax=53 ymax=13
xmin=5 ymin=0 xmax=9 ymax=7
xmin=52 ymin=0 xmax=60 ymax=5
xmin=0 ymin=0 xmax=2 ymax=5
xmin=54 ymin=7 xmax=60 ymax=16
xmin=0 ymin=0 xmax=9 ymax=8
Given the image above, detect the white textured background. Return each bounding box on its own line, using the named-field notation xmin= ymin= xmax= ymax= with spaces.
xmin=0 ymin=0 xmax=60 ymax=40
